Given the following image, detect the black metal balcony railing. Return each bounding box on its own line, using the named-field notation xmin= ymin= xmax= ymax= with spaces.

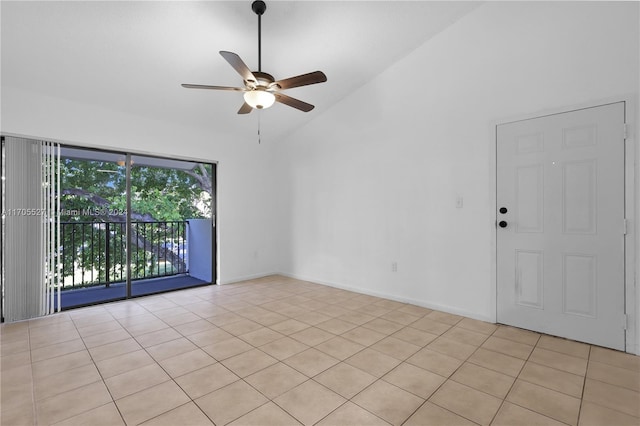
xmin=60 ymin=221 xmax=188 ymax=289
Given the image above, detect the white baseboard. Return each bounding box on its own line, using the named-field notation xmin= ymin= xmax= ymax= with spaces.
xmin=219 ymin=271 xmax=279 ymax=285
xmin=278 ymin=271 xmax=495 ymax=324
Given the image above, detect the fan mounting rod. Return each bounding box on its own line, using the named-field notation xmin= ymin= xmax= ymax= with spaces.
xmin=252 ymin=1 xmax=266 ymax=72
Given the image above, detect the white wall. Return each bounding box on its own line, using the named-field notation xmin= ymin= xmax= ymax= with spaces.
xmin=275 ymin=0 xmax=640 ymax=349
xmin=1 ymin=86 xmax=280 ymax=284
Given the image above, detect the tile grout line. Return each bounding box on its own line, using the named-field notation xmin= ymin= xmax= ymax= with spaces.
xmin=485 ymin=330 xmax=540 ymax=425
xmin=29 ymin=312 xmax=125 ymax=426
xmin=136 ymin=306 xmax=222 ymax=425
xmin=420 ymin=321 xmax=500 ymax=425
xmin=28 ymin=322 xmax=38 ymax=426
xmin=400 ymin=316 xmax=479 ymax=426
xmin=74 ymin=311 xmax=129 ymax=426
xmin=115 ymin=297 xmax=204 ymax=425
xmin=580 ymin=345 xmax=640 ymax=420
xmin=575 ymin=345 xmax=592 ymax=426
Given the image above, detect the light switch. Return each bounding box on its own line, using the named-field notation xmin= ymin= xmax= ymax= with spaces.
xmin=456 ymin=196 xmax=463 ymax=208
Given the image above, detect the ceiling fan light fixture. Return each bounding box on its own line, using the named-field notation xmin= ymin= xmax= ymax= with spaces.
xmin=244 ymin=88 xmax=275 ymax=109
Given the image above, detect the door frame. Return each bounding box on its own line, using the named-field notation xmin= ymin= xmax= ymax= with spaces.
xmin=490 ymin=96 xmax=637 ymax=354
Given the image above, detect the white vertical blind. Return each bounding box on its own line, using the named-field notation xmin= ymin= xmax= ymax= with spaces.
xmin=42 ymin=140 xmax=61 ymax=315
xmin=3 ymin=137 xmax=60 ymax=321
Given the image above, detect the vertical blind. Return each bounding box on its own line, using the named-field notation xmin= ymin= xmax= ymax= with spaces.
xmin=3 ymin=137 xmax=60 ymax=321
xmin=43 ymin=140 xmax=61 ymax=315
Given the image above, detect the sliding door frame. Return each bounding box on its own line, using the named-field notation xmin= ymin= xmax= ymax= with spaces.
xmin=1 ymin=137 xmax=5 ymax=321
xmin=211 ymin=162 xmax=218 ymax=285
xmin=125 ymin=152 xmax=133 ymax=298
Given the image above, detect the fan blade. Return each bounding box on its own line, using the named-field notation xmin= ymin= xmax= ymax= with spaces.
xmin=220 ymin=51 xmax=257 ymax=83
xmin=181 ymin=84 xmax=245 ymax=91
xmin=274 ymin=71 xmax=327 ymax=90
xmin=238 ymin=102 xmax=253 ymax=114
xmin=274 ymin=93 xmax=315 ymax=112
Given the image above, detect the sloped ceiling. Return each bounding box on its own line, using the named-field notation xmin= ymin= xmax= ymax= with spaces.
xmin=1 ymin=1 xmax=480 ymax=142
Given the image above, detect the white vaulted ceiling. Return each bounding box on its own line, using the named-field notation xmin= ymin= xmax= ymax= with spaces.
xmin=1 ymin=1 xmax=480 ymax=141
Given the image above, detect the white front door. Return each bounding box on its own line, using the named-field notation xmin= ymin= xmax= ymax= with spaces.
xmin=496 ymin=102 xmax=626 ymax=350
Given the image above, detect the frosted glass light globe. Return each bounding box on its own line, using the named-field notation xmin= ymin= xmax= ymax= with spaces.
xmin=244 ymin=89 xmax=275 ymax=109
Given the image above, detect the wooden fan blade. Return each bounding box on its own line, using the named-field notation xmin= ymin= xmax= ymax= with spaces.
xmin=238 ymin=102 xmax=253 ymax=114
xmin=274 ymin=93 xmax=314 ymax=112
xmin=181 ymin=84 xmax=245 ymax=91
xmin=220 ymin=51 xmax=257 ymax=83
xmin=274 ymin=71 xmax=327 ymax=90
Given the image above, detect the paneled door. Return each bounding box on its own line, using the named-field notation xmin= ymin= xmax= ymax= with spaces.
xmin=496 ymin=102 xmax=626 ymax=350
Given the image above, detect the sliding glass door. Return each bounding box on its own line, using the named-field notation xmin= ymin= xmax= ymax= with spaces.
xmin=1 ymin=140 xmax=216 ymax=318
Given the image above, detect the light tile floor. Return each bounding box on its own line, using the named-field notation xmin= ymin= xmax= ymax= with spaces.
xmin=1 ymin=275 xmax=639 ymax=426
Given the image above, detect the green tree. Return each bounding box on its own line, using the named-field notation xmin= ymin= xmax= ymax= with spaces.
xmin=59 ymin=158 xmax=212 ymax=287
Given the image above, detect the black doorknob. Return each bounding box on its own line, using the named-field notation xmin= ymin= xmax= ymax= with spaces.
xmin=499 ymin=221 xmax=508 ymax=228
xmin=499 ymin=207 xmax=508 ymax=214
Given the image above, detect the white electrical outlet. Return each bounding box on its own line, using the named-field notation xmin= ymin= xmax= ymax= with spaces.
xmin=391 ymin=262 xmax=398 ymax=272
xmin=456 ymin=196 xmax=464 ymax=208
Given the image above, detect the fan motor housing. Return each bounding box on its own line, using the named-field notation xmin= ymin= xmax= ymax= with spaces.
xmin=248 ymin=71 xmax=276 ymax=88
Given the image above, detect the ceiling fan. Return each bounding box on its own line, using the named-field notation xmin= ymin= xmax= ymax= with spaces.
xmin=182 ymin=0 xmax=327 ymax=114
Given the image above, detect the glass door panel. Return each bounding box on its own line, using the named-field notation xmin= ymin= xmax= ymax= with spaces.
xmin=58 ymin=146 xmax=128 ymax=308
xmin=128 ymin=154 xmax=213 ymax=297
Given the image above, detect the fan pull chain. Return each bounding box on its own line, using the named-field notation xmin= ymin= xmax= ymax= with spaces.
xmin=258 ymin=112 xmax=261 ymax=144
